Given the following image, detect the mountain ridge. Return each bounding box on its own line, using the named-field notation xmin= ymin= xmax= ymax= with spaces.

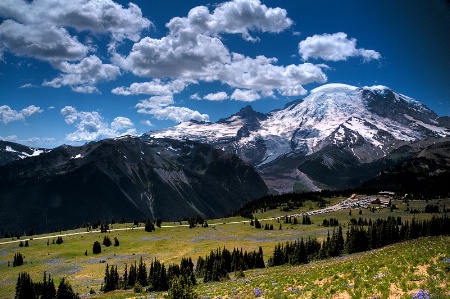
xmin=0 ymin=136 xmax=267 ymax=234
xmin=150 ymin=83 xmax=450 ymax=192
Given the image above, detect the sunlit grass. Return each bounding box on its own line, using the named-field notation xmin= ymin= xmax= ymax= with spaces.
xmin=0 ymin=198 xmax=449 ymax=298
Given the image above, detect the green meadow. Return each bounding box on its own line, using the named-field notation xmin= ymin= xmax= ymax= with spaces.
xmin=0 ymin=198 xmax=449 ymax=298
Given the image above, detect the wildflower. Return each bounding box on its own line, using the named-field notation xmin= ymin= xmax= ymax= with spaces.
xmin=253 ymin=288 xmax=263 ymax=296
xmin=412 ymin=289 xmax=430 ymax=299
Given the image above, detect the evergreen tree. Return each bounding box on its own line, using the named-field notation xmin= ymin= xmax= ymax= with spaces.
xmin=255 ymin=247 xmax=265 ymax=268
xmin=122 ymin=264 xmax=128 ymax=289
xmin=15 ymin=272 xmax=35 ymax=299
xmin=39 ymin=272 xmax=56 ymax=299
xmin=166 ymin=275 xmax=199 ymax=299
xmin=113 ymin=237 xmax=119 ymax=246
xmin=127 ymin=262 xmax=137 ymax=288
xmin=156 ymin=219 xmax=162 ymax=228
xmin=92 ymin=241 xmax=101 ymax=254
xmin=102 ymin=236 xmax=112 ymax=247
xmin=180 ymin=257 xmax=196 ymax=286
xmin=56 ymin=278 xmax=78 ymax=299
xmin=148 ymin=258 xmax=168 ymax=291
xmin=13 ymin=252 xmax=24 ymax=267
xmin=145 ymin=220 xmax=155 ymax=232
xmin=137 ymin=257 xmax=148 ymax=287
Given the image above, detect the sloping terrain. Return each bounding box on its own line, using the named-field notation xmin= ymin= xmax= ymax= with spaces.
xmin=150 ymin=84 xmax=450 ymax=191
xmin=0 ymin=140 xmax=49 ymax=166
xmin=0 ymin=136 xmax=267 ymax=234
xmin=360 ymin=140 xmax=450 ymax=195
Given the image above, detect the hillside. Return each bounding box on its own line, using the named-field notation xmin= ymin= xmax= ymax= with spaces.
xmin=360 ymin=140 xmax=450 ymax=195
xmin=0 ymin=141 xmax=49 ymax=166
xmin=0 ymin=136 xmax=267 ymax=235
xmin=0 ymin=197 xmax=448 ymax=298
xmin=150 ymin=84 xmax=450 ymax=192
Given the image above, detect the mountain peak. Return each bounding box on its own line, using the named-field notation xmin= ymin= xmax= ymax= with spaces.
xmin=310 ymin=83 xmax=359 ymax=94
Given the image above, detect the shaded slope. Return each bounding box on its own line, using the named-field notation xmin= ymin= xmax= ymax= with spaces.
xmin=0 ymin=136 xmax=267 ymax=234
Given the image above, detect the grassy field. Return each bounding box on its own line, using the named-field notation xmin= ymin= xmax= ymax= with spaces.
xmin=0 ymin=198 xmax=449 ymax=298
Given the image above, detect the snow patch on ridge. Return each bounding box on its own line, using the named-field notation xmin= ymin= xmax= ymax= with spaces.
xmin=403 ymin=114 xmax=449 ymax=137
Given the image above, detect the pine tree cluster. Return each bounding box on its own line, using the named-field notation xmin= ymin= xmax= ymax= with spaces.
xmin=102 ymin=256 xmax=196 ymax=293
xmin=268 ymin=215 xmax=450 ymax=267
xmin=345 ymin=215 xmax=450 ymax=254
xmin=322 ymin=217 xmax=339 ymax=227
xmin=268 ymin=236 xmax=324 ymax=267
xmin=195 ymin=247 xmax=265 ymax=282
xmin=15 ymin=272 xmax=77 ymax=299
xmin=13 ymin=252 xmax=24 ymax=267
xmin=102 ymin=236 xmax=112 ymax=247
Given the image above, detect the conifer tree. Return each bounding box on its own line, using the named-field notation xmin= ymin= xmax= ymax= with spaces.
xmin=40 ymin=272 xmax=56 ymax=299
xmin=166 ymin=275 xmax=199 ymax=299
xmin=92 ymin=241 xmax=101 ymax=254
xmin=13 ymin=252 xmax=24 ymax=267
xmin=137 ymin=257 xmax=148 ymax=287
xmin=56 ymin=278 xmax=78 ymax=299
xmin=102 ymin=236 xmax=112 ymax=247
xmin=15 ymin=272 xmax=35 ymax=299
xmin=127 ymin=262 xmax=137 ymax=287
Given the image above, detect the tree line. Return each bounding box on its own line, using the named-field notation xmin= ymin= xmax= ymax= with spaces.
xmin=195 ymin=247 xmax=265 ymax=282
xmin=15 ymin=272 xmax=78 ymax=299
xmin=268 ymin=215 xmax=450 ymax=268
xmin=100 ymin=246 xmax=264 ymax=295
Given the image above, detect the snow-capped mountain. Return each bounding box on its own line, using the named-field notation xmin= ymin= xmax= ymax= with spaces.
xmin=150 ymin=84 xmax=450 ymax=192
xmin=0 ymin=140 xmax=50 ymax=166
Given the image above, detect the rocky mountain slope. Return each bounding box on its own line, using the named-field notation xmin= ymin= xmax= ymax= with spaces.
xmin=0 ymin=136 xmax=267 ymax=234
xmin=0 ymin=140 xmax=49 ymax=166
xmin=150 ymin=84 xmax=450 ymax=192
xmin=359 ymin=139 xmax=450 ymax=195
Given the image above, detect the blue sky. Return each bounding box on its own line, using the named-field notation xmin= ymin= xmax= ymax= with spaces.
xmin=1 ymin=0 xmax=449 ymax=148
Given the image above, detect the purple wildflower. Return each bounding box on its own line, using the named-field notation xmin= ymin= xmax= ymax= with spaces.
xmin=253 ymin=288 xmax=263 ymax=296
xmin=412 ymin=289 xmax=431 ymax=299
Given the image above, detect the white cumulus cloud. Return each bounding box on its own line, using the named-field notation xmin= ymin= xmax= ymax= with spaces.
xmin=230 ymin=89 xmax=261 ymax=102
xmin=112 ymin=79 xmax=187 ymax=96
xmin=0 ymin=0 xmax=150 ymax=92
xmin=299 ymin=32 xmax=381 ymax=62
xmin=0 ymin=0 xmax=151 ymax=42
xmin=0 ymin=105 xmax=43 ymax=124
xmin=135 ymin=96 xmax=209 ymax=123
xmin=166 ymin=0 xmax=292 ymax=42
xmin=43 ymin=55 xmax=121 ymax=93
xmin=148 ymin=106 xmax=210 ymax=123
xmin=190 ymin=93 xmax=202 ymax=100
xmin=60 ymin=106 xmax=136 ymax=142
xmin=204 ymin=91 xmax=229 ymax=101
xmin=215 ymin=54 xmax=327 ymax=96
xmin=112 ymin=0 xmax=318 ymax=98
xmin=0 ymin=20 xmax=88 ymax=62
xmin=141 ymin=120 xmax=154 ymax=127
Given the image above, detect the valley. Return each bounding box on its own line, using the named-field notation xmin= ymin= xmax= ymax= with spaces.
xmin=1 ymin=83 xmax=450 ymax=298
xmin=1 ymin=196 xmax=449 ymax=298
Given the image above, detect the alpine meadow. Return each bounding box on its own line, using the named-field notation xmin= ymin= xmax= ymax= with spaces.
xmin=1 ymin=0 xmax=449 ymax=298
